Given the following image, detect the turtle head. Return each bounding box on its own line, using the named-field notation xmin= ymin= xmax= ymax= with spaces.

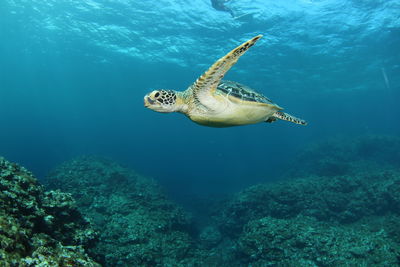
xmin=144 ymin=89 xmax=180 ymax=113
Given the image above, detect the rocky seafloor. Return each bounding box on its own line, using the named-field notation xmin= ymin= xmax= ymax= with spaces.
xmin=0 ymin=157 xmax=99 ymax=266
xmin=1 ymin=135 xmax=400 ymax=266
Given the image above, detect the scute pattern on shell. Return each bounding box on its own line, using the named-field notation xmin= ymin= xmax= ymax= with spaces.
xmin=217 ymin=80 xmax=274 ymax=104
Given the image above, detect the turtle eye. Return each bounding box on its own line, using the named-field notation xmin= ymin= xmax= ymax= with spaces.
xmin=154 ymin=92 xmax=160 ymax=98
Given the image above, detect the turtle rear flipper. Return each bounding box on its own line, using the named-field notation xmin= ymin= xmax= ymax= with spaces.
xmin=265 ymin=117 xmax=277 ymax=123
xmin=271 ymin=111 xmax=307 ymax=125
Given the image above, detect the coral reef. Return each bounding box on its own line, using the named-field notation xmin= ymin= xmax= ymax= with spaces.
xmin=239 ymin=216 xmax=400 ymax=266
xmin=290 ymin=135 xmax=400 ymax=177
xmin=217 ymin=169 xmax=400 ymax=235
xmin=5 ymin=134 xmax=397 ymax=266
xmin=210 ymin=135 xmax=400 ymax=266
xmin=0 ymin=157 xmax=99 ymax=266
xmin=44 ymin=156 xmax=197 ymax=266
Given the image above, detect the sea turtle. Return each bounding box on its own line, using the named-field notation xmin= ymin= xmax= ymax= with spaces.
xmin=144 ymin=35 xmax=307 ymax=127
xmin=211 ymin=0 xmax=235 ymax=18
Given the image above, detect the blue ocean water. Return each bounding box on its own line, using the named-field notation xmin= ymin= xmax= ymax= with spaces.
xmin=0 ymin=0 xmax=399 ymax=197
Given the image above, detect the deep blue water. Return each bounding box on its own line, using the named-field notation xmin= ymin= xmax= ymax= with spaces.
xmin=0 ymin=0 xmax=399 ymax=196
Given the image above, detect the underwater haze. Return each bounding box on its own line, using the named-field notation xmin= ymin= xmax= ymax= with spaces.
xmin=0 ymin=0 xmax=399 ymax=196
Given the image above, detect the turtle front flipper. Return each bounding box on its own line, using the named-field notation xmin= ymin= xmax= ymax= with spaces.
xmin=271 ymin=111 xmax=307 ymax=126
xmin=190 ymin=35 xmax=262 ymax=104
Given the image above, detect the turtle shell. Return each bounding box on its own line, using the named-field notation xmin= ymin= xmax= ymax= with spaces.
xmin=217 ymin=80 xmax=275 ymax=105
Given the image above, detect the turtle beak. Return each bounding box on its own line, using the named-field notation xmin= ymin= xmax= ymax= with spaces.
xmin=143 ymin=96 xmax=148 ymax=107
xmin=144 ymin=95 xmax=155 ymax=107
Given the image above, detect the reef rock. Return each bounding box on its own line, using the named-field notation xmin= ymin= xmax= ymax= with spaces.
xmin=45 ymin=156 xmax=197 ymax=266
xmin=290 ymin=135 xmax=400 ymax=177
xmin=212 ymin=135 xmax=400 ymax=266
xmin=218 ymin=169 xmax=400 ymax=236
xmin=239 ymin=216 xmax=400 ymax=266
xmin=0 ymin=157 xmax=99 ymax=266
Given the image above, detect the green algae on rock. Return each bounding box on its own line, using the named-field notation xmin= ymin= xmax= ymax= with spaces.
xmin=45 ymin=156 xmax=197 ymax=266
xmin=289 ymin=135 xmax=400 ymax=177
xmin=217 ymin=169 xmax=400 ymax=236
xmin=239 ymin=216 xmax=400 ymax=266
xmin=216 ymin=135 xmax=400 ymax=237
xmin=0 ymin=157 xmax=99 ymax=266
xmin=39 ymin=135 xmax=400 ymax=266
xmin=210 ymin=135 xmax=400 ymax=266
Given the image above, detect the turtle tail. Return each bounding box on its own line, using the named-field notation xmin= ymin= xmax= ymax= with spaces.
xmin=271 ymin=111 xmax=307 ymax=126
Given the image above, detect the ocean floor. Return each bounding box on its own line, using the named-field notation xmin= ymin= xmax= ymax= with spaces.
xmin=1 ymin=135 xmax=400 ymax=266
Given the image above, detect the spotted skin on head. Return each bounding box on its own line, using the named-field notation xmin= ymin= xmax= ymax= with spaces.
xmin=154 ymin=90 xmax=177 ymax=105
xmin=144 ymin=89 xmax=180 ymax=113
